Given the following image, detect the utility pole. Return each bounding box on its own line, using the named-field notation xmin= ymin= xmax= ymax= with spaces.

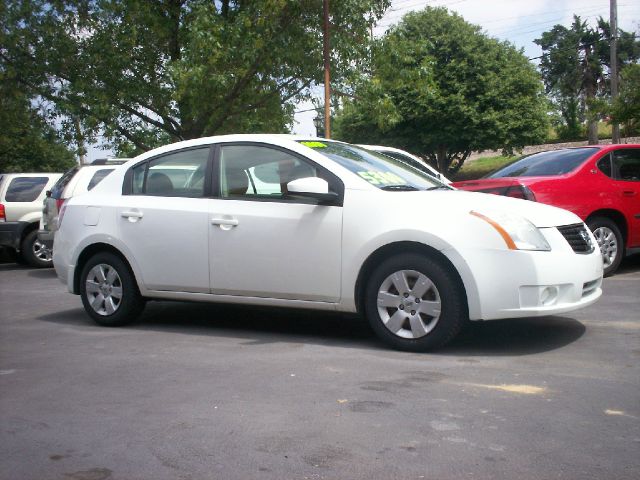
xmin=610 ymin=0 xmax=620 ymax=143
xmin=322 ymin=0 xmax=331 ymax=139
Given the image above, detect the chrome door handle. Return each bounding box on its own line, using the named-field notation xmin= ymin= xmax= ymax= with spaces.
xmin=211 ymin=218 xmax=239 ymax=227
xmin=121 ymin=210 xmax=144 ymax=220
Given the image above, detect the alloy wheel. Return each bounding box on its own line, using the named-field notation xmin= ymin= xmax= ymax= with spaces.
xmin=32 ymin=239 xmax=52 ymax=263
xmin=376 ymin=269 xmax=442 ymax=339
xmin=85 ymin=264 xmax=123 ymax=316
xmin=593 ymin=226 xmax=618 ymax=268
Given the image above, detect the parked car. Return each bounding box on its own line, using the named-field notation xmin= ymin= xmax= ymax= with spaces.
xmin=452 ymin=145 xmax=640 ymax=276
xmin=53 ymin=135 xmax=603 ymax=351
xmin=358 ymin=145 xmax=451 ymax=184
xmin=39 ymin=160 xmax=126 ymax=254
xmin=0 ymin=172 xmax=62 ymax=267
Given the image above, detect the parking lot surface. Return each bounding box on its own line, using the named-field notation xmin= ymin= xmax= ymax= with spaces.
xmin=1 ymin=256 xmax=639 ymax=480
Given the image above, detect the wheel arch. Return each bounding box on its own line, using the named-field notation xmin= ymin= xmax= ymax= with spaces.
xmin=586 ymin=209 xmax=628 ymax=244
xmin=73 ymin=243 xmax=139 ymax=295
xmin=354 ymin=241 xmax=469 ymax=318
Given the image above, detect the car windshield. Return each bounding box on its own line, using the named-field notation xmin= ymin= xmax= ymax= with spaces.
xmin=297 ymin=141 xmax=447 ymax=190
xmin=487 ymin=148 xmax=598 ymax=178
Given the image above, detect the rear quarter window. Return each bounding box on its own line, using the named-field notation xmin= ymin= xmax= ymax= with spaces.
xmin=87 ymin=169 xmax=115 ymax=191
xmin=4 ymin=177 xmax=49 ymax=202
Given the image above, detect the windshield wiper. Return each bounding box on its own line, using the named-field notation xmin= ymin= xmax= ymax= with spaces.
xmin=426 ymin=185 xmax=452 ymax=191
xmin=380 ymin=184 xmax=420 ymax=191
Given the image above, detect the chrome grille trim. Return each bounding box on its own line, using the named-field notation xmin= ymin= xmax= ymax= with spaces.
xmin=557 ymin=223 xmax=595 ymax=254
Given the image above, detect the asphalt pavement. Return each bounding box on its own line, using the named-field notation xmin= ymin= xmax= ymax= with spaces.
xmin=1 ymin=256 xmax=639 ymax=480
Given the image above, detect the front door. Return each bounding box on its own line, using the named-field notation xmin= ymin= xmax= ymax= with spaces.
xmin=612 ymin=148 xmax=640 ymax=247
xmin=209 ymin=143 xmax=343 ymax=302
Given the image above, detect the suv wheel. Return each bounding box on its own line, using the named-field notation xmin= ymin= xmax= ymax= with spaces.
xmin=365 ymin=253 xmax=466 ymax=352
xmin=21 ymin=230 xmax=52 ymax=268
xmin=80 ymin=252 xmax=145 ymax=326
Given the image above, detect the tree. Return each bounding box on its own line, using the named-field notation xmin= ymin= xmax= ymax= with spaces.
xmin=534 ymin=16 xmax=639 ymax=143
xmin=611 ymin=63 xmax=640 ymax=136
xmin=333 ymin=7 xmax=548 ymax=175
xmin=1 ymin=0 xmax=389 ymax=156
xmin=0 ymin=73 xmax=75 ymax=173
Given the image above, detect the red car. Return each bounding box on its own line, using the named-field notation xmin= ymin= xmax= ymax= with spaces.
xmin=452 ymin=145 xmax=640 ymax=275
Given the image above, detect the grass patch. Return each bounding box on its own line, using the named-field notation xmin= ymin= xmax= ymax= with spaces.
xmin=453 ymin=155 xmax=518 ymax=181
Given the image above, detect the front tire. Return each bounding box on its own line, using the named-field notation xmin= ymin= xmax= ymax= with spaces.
xmin=364 ymin=253 xmax=466 ymax=352
xmin=80 ymin=252 xmax=145 ymax=326
xmin=587 ymin=217 xmax=623 ymax=277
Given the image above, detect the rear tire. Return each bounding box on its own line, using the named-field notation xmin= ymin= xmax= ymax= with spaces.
xmin=364 ymin=253 xmax=466 ymax=352
xmin=21 ymin=230 xmax=52 ymax=268
xmin=587 ymin=217 xmax=623 ymax=277
xmin=79 ymin=252 xmax=145 ymax=327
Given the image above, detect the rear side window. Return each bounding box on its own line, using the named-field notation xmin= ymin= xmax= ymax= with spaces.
xmin=488 ymin=148 xmax=597 ymax=178
xmin=50 ymin=167 xmax=78 ymax=199
xmin=129 ymin=147 xmax=210 ymax=197
xmin=613 ymin=149 xmax=640 ymax=182
xmin=87 ymin=169 xmax=114 ymax=191
xmin=597 ymin=154 xmax=612 ymax=178
xmin=5 ymin=177 xmax=49 ymax=202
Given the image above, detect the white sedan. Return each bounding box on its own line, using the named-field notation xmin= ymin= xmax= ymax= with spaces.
xmin=53 ymin=135 xmax=603 ymax=351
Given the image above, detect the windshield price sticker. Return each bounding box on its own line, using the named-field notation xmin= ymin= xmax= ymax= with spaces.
xmin=300 ymin=141 xmax=327 ymax=148
xmin=357 ymin=170 xmax=405 ymax=186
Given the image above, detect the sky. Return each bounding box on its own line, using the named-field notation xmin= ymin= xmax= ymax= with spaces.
xmin=290 ymin=0 xmax=640 ymax=136
xmin=89 ymin=0 xmax=639 ymax=160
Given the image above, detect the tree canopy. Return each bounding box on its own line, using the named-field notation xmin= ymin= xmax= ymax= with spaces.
xmin=534 ymin=16 xmax=639 ymax=142
xmin=611 ymin=63 xmax=640 ymax=136
xmin=0 ymin=72 xmax=75 ymax=173
xmin=333 ymin=7 xmax=548 ymax=175
xmin=1 ymin=0 xmax=389 ymax=156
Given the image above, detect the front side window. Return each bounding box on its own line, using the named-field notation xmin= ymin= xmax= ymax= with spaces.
xmin=218 ymin=144 xmax=337 ymax=201
xmin=298 ymin=141 xmax=444 ymax=191
xmin=130 ymin=147 xmax=210 ymax=197
xmin=5 ymin=177 xmax=49 ymax=202
xmin=613 ymin=149 xmax=640 ymax=182
xmin=488 ymin=148 xmax=597 ymax=178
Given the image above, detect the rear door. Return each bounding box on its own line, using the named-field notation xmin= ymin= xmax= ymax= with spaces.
xmin=117 ymin=146 xmax=213 ymax=293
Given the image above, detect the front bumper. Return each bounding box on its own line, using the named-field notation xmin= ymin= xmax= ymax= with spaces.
xmin=453 ymin=226 xmax=604 ymax=321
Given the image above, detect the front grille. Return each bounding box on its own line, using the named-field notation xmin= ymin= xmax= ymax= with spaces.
xmin=557 ymin=223 xmax=595 ymax=254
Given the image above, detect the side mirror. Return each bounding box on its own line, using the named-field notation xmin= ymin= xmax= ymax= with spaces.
xmin=287 ymin=177 xmax=338 ymax=204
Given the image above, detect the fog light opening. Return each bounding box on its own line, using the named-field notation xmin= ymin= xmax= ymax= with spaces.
xmin=540 ymin=286 xmax=559 ymax=306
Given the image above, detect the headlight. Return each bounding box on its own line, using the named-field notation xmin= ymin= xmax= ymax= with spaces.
xmin=470 ymin=211 xmax=551 ymax=251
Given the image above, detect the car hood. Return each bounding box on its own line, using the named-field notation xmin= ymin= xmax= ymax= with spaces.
xmin=394 ymin=190 xmax=581 ymax=228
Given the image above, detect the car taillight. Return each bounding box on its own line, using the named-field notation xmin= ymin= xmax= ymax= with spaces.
xmin=58 ymin=200 xmax=69 ymax=228
xmin=0 ymin=203 xmax=5 ymax=222
xmin=505 ymin=185 xmax=536 ymax=201
xmin=56 ymin=198 xmax=65 ymax=211
xmin=480 ymin=185 xmax=536 ymax=201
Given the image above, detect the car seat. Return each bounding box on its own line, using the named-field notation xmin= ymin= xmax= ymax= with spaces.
xmin=225 ymin=169 xmax=249 ymax=196
xmin=147 ymin=172 xmax=174 ymax=195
